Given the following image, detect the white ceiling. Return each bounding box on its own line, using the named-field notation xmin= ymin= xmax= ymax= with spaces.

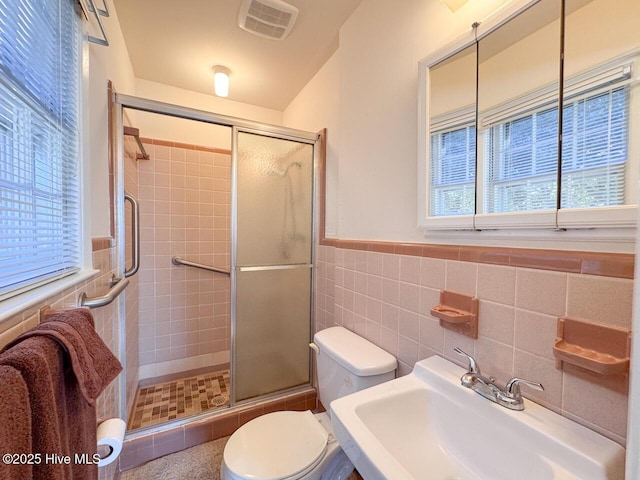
xmin=113 ymin=0 xmax=363 ymax=111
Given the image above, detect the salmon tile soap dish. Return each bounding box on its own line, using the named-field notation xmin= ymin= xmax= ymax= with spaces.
xmin=553 ymin=317 xmax=631 ymax=376
xmin=430 ymin=290 xmax=478 ymax=339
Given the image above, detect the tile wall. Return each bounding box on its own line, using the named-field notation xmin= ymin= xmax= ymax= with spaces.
xmin=135 ymin=139 xmax=231 ymax=379
xmin=315 ymin=243 xmax=633 ymax=445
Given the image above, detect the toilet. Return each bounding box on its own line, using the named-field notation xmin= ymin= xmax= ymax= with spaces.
xmin=221 ymin=326 xmax=397 ymax=480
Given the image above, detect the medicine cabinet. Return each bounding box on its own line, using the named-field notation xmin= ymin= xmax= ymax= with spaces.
xmin=418 ymin=0 xmax=639 ymax=234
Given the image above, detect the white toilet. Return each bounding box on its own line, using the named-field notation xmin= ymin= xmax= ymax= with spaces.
xmin=221 ymin=326 xmax=397 ymax=480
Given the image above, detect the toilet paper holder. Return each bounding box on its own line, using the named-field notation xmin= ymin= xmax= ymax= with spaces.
xmin=97 ymin=444 xmax=114 ymax=460
xmin=96 ymin=418 xmax=126 ymax=467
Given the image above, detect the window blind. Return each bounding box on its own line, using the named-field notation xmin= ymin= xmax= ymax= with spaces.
xmin=561 ymin=86 xmax=628 ymax=209
xmin=0 ymin=0 xmax=81 ymax=301
xmin=483 ymin=59 xmax=631 ymax=215
xmin=430 ymin=123 xmax=476 ymax=216
xmin=485 ymin=106 xmax=559 ymax=213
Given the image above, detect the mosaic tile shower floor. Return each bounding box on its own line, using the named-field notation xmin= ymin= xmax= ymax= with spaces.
xmin=128 ymin=369 xmax=230 ymax=430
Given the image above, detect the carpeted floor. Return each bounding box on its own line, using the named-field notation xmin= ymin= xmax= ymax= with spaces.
xmin=117 ymin=435 xmax=364 ymax=480
xmin=118 ymin=436 xmax=229 ymax=480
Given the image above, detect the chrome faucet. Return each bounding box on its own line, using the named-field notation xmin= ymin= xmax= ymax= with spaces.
xmin=454 ymin=347 xmax=544 ymax=411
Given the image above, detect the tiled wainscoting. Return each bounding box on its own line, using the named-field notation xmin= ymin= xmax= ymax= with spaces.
xmin=315 ymin=242 xmax=633 ymax=445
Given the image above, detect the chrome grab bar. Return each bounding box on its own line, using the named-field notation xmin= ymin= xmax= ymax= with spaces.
xmin=124 ymin=193 xmax=140 ymax=278
xmin=78 ymin=276 xmax=130 ymax=309
xmin=171 ymin=256 xmax=230 ymax=275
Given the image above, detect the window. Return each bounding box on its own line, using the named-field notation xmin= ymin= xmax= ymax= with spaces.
xmin=486 ymin=106 xmax=559 ymax=214
xmin=430 ymin=123 xmax=476 ymax=216
xmin=0 ymin=0 xmax=82 ymax=301
xmin=561 ymin=86 xmax=628 ymax=209
xmin=483 ymin=83 xmax=629 ymax=214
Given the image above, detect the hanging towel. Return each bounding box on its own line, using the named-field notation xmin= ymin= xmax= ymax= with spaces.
xmin=0 ymin=308 xmax=122 ymax=480
xmin=0 ymin=365 xmax=32 ymax=480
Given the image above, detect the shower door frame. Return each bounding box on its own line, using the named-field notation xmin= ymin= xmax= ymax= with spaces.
xmin=113 ymin=94 xmax=319 ymax=427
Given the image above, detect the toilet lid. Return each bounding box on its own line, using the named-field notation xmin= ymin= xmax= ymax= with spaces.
xmin=224 ymin=410 xmax=329 ymax=480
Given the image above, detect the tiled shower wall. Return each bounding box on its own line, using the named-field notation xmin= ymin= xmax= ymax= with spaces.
xmin=136 ymin=138 xmax=231 ymax=379
xmin=315 ymin=243 xmax=632 ymax=445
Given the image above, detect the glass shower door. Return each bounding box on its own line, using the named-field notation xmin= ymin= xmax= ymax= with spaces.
xmin=233 ymin=129 xmax=315 ymax=402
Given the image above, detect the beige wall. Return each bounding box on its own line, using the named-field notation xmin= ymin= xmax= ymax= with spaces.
xmin=334 ymin=0 xmax=510 ymax=241
xmin=87 ymin=2 xmax=136 ymax=238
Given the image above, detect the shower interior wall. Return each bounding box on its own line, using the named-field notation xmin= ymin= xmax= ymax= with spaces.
xmin=124 ymin=124 xmax=232 ymax=382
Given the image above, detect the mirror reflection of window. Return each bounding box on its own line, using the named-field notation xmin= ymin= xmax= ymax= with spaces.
xmin=422 ymin=0 xmax=639 ymax=232
xmin=428 ymin=44 xmax=477 ymax=219
xmin=477 ymin=0 xmax=562 ymax=221
xmin=560 ymin=0 xmax=639 ymax=226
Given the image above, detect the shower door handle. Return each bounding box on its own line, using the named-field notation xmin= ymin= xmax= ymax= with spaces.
xmin=124 ymin=192 xmax=140 ymax=278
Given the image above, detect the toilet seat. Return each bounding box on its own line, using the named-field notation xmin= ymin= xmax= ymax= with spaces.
xmin=223 ymin=410 xmax=329 ymax=480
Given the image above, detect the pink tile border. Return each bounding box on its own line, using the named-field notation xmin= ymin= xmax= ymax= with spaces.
xmin=92 ymin=237 xmax=113 ymax=252
xmin=319 ymin=239 xmax=634 ymax=279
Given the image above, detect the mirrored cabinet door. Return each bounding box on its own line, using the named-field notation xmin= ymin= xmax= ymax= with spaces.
xmin=428 ymin=44 xmax=477 ymax=227
xmin=476 ymin=0 xmax=562 ymax=228
xmin=559 ymin=0 xmax=640 ymax=228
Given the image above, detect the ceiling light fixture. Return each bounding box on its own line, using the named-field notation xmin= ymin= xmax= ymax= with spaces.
xmin=440 ymin=0 xmax=469 ymax=12
xmin=212 ymin=65 xmax=231 ymax=97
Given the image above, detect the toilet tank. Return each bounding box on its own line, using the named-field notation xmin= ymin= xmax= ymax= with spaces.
xmin=313 ymin=327 xmax=396 ymax=410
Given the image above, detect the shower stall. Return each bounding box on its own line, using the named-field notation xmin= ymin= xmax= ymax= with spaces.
xmin=113 ymin=95 xmax=318 ymax=433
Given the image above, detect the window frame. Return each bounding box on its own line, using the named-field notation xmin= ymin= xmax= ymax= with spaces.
xmin=0 ymin=0 xmax=95 ymax=322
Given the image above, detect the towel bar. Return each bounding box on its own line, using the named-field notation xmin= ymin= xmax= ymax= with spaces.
xmin=78 ymin=277 xmax=130 ymax=309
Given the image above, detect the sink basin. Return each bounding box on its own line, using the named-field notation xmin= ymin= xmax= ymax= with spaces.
xmin=330 ymin=355 xmax=625 ymax=480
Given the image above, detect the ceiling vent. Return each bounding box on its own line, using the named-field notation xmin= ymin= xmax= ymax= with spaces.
xmin=238 ymin=0 xmax=299 ymax=40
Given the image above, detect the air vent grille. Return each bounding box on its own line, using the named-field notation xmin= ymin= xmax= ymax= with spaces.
xmin=238 ymin=0 xmax=299 ymax=40
xmin=248 ymin=1 xmax=293 ymax=26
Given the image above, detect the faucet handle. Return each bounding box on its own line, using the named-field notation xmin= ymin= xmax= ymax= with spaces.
xmin=453 ymin=347 xmax=480 ymax=374
xmin=505 ymin=377 xmax=544 ymax=398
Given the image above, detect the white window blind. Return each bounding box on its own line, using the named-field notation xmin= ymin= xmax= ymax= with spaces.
xmin=483 ymin=58 xmax=631 ymax=215
xmin=561 ymin=85 xmax=628 ymax=209
xmin=429 ymin=107 xmax=476 ymax=216
xmin=0 ymin=0 xmax=81 ymax=301
xmin=485 ymin=106 xmax=559 ymax=213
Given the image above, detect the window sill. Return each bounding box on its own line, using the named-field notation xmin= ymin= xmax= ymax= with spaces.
xmin=0 ymin=269 xmax=99 ymax=325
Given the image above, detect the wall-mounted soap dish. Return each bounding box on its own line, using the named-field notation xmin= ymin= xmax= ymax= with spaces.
xmin=430 ymin=290 xmax=478 ymax=339
xmin=553 ymin=317 xmax=631 ymax=376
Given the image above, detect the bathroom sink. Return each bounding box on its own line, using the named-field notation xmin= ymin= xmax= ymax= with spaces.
xmin=330 ymin=355 xmax=625 ymax=480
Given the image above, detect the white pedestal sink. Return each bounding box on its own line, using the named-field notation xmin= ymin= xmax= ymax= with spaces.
xmin=330 ymin=355 xmax=625 ymax=480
